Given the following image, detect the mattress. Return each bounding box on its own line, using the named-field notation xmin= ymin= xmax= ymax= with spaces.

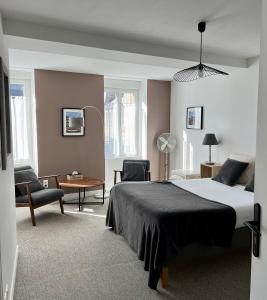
xmin=171 ymin=178 xmax=254 ymax=228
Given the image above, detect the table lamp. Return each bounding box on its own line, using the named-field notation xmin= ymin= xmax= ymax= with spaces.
xmin=202 ymin=133 xmax=218 ymax=165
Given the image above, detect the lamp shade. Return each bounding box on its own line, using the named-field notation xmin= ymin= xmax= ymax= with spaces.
xmin=202 ymin=133 xmax=218 ymax=145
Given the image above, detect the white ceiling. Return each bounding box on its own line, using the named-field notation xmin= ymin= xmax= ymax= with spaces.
xmin=0 ymin=0 xmax=261 ymax=58
xmin=8 ymin=48 xmax=180 ymax=80
xmin=6 ymin=35 xmax=237 ymax=81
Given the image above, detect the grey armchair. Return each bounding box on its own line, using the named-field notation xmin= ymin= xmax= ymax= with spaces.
xmin=15 ymin=166 xmax=64 ymax=226
xmin=114 ymin=159 xmax=151 ymax=184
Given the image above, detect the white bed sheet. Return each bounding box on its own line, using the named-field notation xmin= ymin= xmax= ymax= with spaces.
xmin=170 ymin=178 xmax=254 ymax=228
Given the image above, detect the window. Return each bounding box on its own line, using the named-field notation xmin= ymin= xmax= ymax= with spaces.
xmin=104 ymin=88 xmax=139 ymax=158
xmin=10 ymin=74 xmax=36 ymax=168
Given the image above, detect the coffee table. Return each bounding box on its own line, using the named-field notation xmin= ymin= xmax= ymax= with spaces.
xmin=59 ymin=177 xmax=105 ymax=211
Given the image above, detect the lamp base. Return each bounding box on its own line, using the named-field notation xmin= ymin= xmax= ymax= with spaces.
xmin=205 ymin=161 xmax=215 ymax=165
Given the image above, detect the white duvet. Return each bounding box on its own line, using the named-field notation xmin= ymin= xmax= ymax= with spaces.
xmin=170 ymin=178 xmax=254 ymax=228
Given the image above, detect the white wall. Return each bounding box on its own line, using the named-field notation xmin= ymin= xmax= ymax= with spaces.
xmin=0 ymin=13 xmax=18 ymax=300
xmin=170 ymin=59 xmax=259 ymax=173
xmin=250 ymin=1 xmax=267 ymax=299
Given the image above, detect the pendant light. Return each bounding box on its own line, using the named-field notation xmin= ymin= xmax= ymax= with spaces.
xmin=173 ymin=22 xmax=229 ymax=82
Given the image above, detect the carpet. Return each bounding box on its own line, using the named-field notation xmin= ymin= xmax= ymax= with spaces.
xmin=14 ymin=198 xmax=251 ymax=300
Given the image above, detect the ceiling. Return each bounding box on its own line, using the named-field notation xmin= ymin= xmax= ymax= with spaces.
xmin=0 ymin=0 xmax=261 ymax=59
xmin=8 ymin=48 xmax=180 ymax=80
xmin=6 ymin=34 xmax=238 ymax=80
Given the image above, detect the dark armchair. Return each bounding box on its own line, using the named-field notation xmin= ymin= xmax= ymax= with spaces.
xmin=15 ymin=166 xmax=64 ymax=226
xmin=114 ymin=160 xmax=151 ymax=184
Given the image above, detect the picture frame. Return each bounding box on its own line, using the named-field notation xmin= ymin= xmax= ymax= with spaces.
xmin=0 ymin=57 xmax=12 ymax=170
xmin=62 ymin=108 xmax=85 ymax=137
xmin=186 ymin=106 xmax=203 ymax=130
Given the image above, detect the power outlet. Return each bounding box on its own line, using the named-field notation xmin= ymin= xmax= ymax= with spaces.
xmin=43 ymin=179 xmax=49 ymax=188
xmin=3 ymin=284 xmax=8 ymax=300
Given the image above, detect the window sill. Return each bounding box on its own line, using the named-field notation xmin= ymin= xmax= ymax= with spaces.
xmin=105 ymin=155 xmax=141 ymax=160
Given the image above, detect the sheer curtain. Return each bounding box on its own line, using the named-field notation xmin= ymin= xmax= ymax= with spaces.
xmin=10 ymin=78 xmax=36 ymax=168
xmin=10 ymin=83 xmax=30 ymax=163
xmin=104 ymin=88 xmax=138 ymax=158
xmin=121 ymin=91 xmax=137 ymax=156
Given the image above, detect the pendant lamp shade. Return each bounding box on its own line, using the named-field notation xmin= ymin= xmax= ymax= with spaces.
xmin=173 ymin=22 xmax=229 ymax=82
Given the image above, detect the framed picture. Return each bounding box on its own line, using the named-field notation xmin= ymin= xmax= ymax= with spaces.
xmin=0 ymin=57 xmax=12 ymax=170
xmin=62 ymin=108 xmax=85 ymax=136
xmin=186 ymin=106 xmax=203 ymax=130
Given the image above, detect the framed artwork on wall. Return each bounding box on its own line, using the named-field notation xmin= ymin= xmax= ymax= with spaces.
xmin=62 ymin=108 xmax=85 ymax=136
xmin=186 ymin=106 xmax=203 ymax=130
xmin=0 ymin=57 xmax=12 ymax=170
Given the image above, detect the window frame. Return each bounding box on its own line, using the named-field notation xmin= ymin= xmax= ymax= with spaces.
xmin=10 ymin=74 xmax=36 ymax=168
xmin=104 ymin=87 xmax=140 ymax=159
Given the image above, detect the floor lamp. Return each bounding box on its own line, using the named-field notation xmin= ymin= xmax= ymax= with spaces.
xmin=69 ymin=105 xmax=109 ymax=199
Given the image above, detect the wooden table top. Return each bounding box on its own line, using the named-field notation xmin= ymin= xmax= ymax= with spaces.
xmin=59 ymin=177 xmax=104 ymax=188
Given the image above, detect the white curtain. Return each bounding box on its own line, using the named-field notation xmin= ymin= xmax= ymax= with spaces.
xmin=104 ymin=89 xmax=138 ymax=158
xmin=10 ymin=83 xmax=30 ymax=165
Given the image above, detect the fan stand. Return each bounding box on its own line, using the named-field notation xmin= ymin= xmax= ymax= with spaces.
xmin=162 ymin=152 xmax=169 ymax=183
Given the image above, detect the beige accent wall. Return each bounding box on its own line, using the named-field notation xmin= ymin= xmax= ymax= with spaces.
xmin=35 ymin=70 xmax=105 ymax=186
xmin=147 ymin=80 xmax=171 ymax=180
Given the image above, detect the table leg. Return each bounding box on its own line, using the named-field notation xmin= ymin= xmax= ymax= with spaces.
xmin=84 ymin=187 xmax=85 ymax=199
xmin=102 ymin=183 xmax=105 ymax=204
xmin=79 ymin=188 xmax=81 ymax=211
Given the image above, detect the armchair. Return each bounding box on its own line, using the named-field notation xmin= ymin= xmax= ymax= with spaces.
xmin=114 ymin=160 xmax=151 ymax=184
xmin=15 ymin=166 xmax=64 ymax=226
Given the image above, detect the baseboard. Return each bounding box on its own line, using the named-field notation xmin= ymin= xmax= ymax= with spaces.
xmin=9 ymin=245 xmax=18 ymax=300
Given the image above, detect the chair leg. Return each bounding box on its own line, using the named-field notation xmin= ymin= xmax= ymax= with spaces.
xmin=59 ymin=198 xmax=64 ymax=214
xmin=161 ymin=267 xmax=169 ymax=288
xmin=29 ymin=206 xmax=36 ymax=226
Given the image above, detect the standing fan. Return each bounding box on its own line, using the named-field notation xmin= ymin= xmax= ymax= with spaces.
xmin=157 ymin=133 xmax=177 ymax=181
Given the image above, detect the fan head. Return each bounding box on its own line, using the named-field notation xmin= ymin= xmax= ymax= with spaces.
xmin=157 ymin=133 xmax=177 ymax=153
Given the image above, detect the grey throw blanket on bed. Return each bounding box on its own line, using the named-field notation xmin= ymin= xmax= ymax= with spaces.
xmin=106 ymin=182 xmax=236 ymax=289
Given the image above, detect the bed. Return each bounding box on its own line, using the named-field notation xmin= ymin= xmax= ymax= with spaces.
xmin=106 ymin=178 xmax=254 ymax=289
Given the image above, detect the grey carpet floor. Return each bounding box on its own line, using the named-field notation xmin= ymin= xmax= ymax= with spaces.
xmin=15 ymin=198 xmax=251 ymax=300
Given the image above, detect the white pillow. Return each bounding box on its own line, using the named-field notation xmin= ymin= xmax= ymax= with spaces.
xmin=229 ymin=154 xmax=255 ymax=185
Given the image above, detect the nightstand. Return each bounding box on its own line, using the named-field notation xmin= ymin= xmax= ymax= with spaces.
xmin=200 ymin=163 xmax=221 ymax=178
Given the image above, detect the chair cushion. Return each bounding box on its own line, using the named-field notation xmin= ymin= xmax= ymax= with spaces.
xmin=15 ymin=169 xmax=44 ymax=195
xmin=16 ymin=188 xmax=64 ymax=205
xmin=122 ymin=162 xmax=146 ymax=181
xmin=212 ymin=159 xmax=249 ymax=186
xmin=123 ymin=160 xmax=150 ymax=172
xmin=14 ymin=165 xmax=32 ymax=172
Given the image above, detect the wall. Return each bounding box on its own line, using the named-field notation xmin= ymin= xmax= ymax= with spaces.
xmin=147 ymin=80 xmax=171 ymax=180
xmin=170 ymin=60 xmax=259 ymax=172
xmin=250 ymin=2 xmax=267 ymax=299
xmin=35 ymin=70 xmax=105 ymax=185
xmin=0 ymin=13 xmax=18 ymax=300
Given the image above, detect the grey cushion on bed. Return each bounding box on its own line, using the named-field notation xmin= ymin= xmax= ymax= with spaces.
xmin=212 ymin=158 xmax=249 ymax=186
xmin=15 ymin=168 xmax=44 ymax=195
xmin=16 ymin=188 xmax=64 ymax=205
xmin=122 ymin=162 xmax=146 ymax=181
xmin=245 ymin=173 xmax=255 ymax=192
